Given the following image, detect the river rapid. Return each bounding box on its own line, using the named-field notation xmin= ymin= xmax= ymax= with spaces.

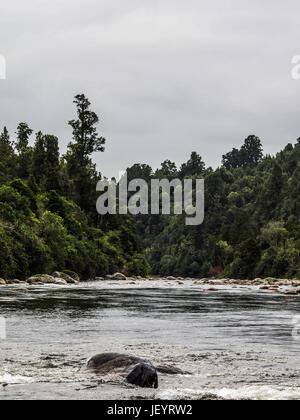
xmin=0 ymin=279 xmax=300 ymax=400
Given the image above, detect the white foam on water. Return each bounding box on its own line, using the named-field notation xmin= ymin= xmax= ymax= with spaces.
xmin=159 ymin=385 xmax=300 ymax=400
xmin=0 ymin=373 xmax=33 ymax=384
xmin=216 ymin=385 xmax=300 ymax=400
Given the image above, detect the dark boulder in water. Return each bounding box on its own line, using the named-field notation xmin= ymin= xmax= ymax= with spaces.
xmin=86 ymin=352 xmax=189 ymax=389
xmin=126 ymin=363 xmax=158 ymax=389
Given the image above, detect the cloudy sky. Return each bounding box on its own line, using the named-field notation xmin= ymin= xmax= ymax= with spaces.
xmin=0 ymin=0 xmax=300 ymax=177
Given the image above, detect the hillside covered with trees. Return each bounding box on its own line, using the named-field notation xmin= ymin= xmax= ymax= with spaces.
xmin=133 ymin=136 xmax=300 ymax=280
xmin=0 ymin=94 xmax=299 ymax=281
xmin=0 ymin=94 xmax=148 ymax=280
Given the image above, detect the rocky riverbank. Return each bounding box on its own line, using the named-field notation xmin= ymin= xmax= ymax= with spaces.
xmin=145 ymin=276 xmax=300 ymax=295
xmin=0 ymin=271 xmax=80 ymax=287
xmin=1 ymin=273 xmax=300 ymax=296
xmin=188 ymin=277 xmax=300 ymax=295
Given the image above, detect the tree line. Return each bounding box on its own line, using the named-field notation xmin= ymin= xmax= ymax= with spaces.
xmin=0 ymin=93 xmax=299 ymax=280
xmin=126 ymin=137 xmax=300 ymax=280
xmin=0 ymin=94 xmax=148 ymax=280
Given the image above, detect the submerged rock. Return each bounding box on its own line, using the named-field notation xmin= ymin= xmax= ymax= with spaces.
xmin=11 ymin=288 xmax=28 ymax=293
xmin=284 ymin=290 xmax=298 ymax=295
xmin=260 ymin=285 xmax=272 ymax=290
xmin=156 ymin=364 xmax=190 ymax=375
xmin=87 ymin=353 xmax=143 ymax=372
xmin=6 ymin=279 xmax=24 ymax=285
xmin=86 ymin=352 xmax=189 ymax=389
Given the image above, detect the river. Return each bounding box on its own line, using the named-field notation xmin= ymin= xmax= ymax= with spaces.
xmin=0 ymin=280 xmax=300 ymax=400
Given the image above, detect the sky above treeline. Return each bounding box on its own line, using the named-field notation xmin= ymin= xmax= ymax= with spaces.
xmin=0 ymin=0 xmax=300 ymax=177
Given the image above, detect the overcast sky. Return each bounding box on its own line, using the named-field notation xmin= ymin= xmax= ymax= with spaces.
xmin=0 ymin=0 xmax=300 ymax=177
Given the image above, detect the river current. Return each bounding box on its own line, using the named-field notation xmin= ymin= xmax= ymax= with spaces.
xmin=0 ymin=280 xmax=300 ymax=400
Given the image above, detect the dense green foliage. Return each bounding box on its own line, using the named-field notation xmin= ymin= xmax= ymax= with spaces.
xmin=0 ymin=95 xmax=149 ymax=280
xmin=131 ymin=137 xmax=300 ymax=280
xmin=1 ymin=94 xmax=299 ymax=281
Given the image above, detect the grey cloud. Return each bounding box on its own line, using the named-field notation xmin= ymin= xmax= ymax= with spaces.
xmin=0 ymin=0 xmax=300 ymax=177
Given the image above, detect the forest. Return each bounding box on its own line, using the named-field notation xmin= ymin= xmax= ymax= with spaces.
xmin=0 ymin=94 xmax=299 ymax=280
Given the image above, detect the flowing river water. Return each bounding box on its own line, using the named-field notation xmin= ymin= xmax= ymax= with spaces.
xmin=0 ymin=279 xmax=300 ymax=400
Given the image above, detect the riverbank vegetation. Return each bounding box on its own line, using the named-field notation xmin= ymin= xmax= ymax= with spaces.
xmin=0 ymin=94 xmax=299 ymax=280
xmin=135 ymin=137 xmax=300 ymax=280
xmin=0 ymin=95 xmax=148 ymax=280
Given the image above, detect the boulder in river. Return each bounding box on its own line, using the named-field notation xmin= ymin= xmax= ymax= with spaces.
xmin=110 ymin=273 xmax=127 ymax=280
xmin=53 ymin=278 xmax=68 ymax=285
xmin=61 ymin=270 xmax=80 ymax=283
xmin=27 ymin=275 xmax=56 ymax=284
xmin=284 ymin=290 xmax=298 ymax=295
xmin=52 ymin=271 xmax=79 ymax=284
xmin=260 ymin=285 xmax=272 ymax=290
xmin=27 ymin=274 xmax=65 ymax=285
xmin=264 ymin=277 xmax=277 ymax=284
xmin=26 ymin=271 xmax=80 ymax=285
xmin=0 ymin=278 xmax=6 ymax=285
xmin=6 ymin=279 xmax=28 ymax=285
xmin=126 ymin=363 xmax=158 ymax=389
xmin=86 ymin=352 xmax=189 ymax=389
xmin=11 ymin=288 xmax=28 ymax=293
